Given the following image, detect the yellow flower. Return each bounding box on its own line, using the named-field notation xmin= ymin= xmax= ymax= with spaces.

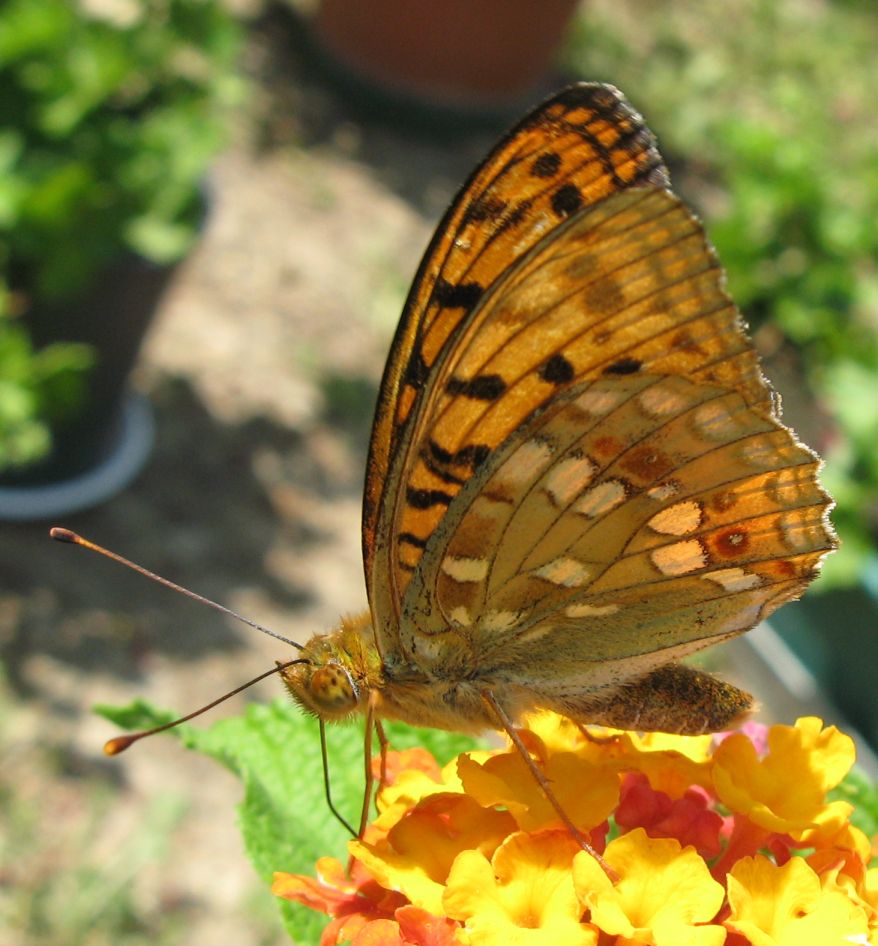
xmin=622 ymin=730 xmax=715 ymax=797
xmin=443 ymin=830 xmax=598 ymax=946
xmin=712 ymin=717 xmax=855 ymax=838
xmin=725 ymin=855 xmax=870 ymax=946
xmin=371 ymin=748 xmax=474 ymax=833
xmin=573 ymin=828 xmax=725 ymax=946
xmin=351 ymin=792 xmax=516 ymax=915
xmin=457 ymin=739 xmax=618 ymax=834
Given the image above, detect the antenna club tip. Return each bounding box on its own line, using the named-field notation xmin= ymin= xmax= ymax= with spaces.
xmin=50 ymin=527 xmax=77 ymax=543
xmin=104 ymin=735 xmax=134 ymax=755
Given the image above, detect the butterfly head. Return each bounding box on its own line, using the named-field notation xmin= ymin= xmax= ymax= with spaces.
xmin=278 ymin=611 xmax=379 ymax=722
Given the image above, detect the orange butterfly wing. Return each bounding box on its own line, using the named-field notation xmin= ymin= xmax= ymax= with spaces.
xmin=362 ymin=84 xmax=835 ymax=691
xmin=364 ymin=84 xmax=671 ymax=639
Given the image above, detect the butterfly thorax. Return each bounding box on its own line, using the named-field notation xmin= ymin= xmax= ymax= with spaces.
xmin=279 ymin=611 xmax=384 ymax=722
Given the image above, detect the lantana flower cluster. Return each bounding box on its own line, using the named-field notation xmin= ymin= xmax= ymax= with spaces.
xmin=273 ymin=716 xmax=877 ymax=945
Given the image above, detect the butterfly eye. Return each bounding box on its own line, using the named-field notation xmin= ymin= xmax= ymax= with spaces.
xmin=309 ymin=664 xmax=360 ymax=715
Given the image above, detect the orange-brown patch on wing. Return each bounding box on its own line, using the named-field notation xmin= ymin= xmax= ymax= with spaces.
xmin=593 ymin=436 xmax=624 ymax=459
xmin=711 ymin=528 xmax=751 ymax=559
xmin=771 ymin=559 xmax=798 ymax=579
xmin=710 ymin=490 xmax=739 ymax=513
xmin=619 ymin=445 xmax=675 ymax=484
xmin=670 ymin=329 xmax=707 ymax=357
xmin=582 ymin=275 xmax=626 ymax=314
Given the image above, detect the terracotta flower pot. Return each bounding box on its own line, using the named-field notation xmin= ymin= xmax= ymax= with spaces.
xmin=314 ymin=0 xmax=581 ymax=109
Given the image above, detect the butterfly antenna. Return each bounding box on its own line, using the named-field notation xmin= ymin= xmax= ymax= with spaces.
xmin=104 ymin=658 xmax=309 ymax=755
xmin=49 ymin=527 xmax=304 ymax=650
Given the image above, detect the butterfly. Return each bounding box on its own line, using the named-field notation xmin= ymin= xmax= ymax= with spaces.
xmin=74 ymin=82 xmax=833 ymax=863
xmin=277 ymin=83 xmax=837 ymax=847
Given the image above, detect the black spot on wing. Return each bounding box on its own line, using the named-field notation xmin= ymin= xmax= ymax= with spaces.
xmin=398 ymin=532 xmax=428 ymax=549
xmin=403 ymin=348 xmax=429 ymax=389
xmin=447 ymin=374 xmax=506 ymax=400
xmin=539 ymin=353 xmax=575 ymax=384
xmin=463 ymin=194 xmax=509 ymax=224
xmin=433 ymin=277 xmax=484 ymax=312
xmin=604 ymin=358 xmax=643 ymax=375
xmin=531 ymin=151 xmax=562 ymax=178
xmin=551 ymin=183 xmax=583 ymax=218
xmin=406 ymin=488 xmax=453 ymax=509
xmin=429 ymin=440 xmax=491 ymax=469
xmin=497 ymin=198 xmax=533 ymax=234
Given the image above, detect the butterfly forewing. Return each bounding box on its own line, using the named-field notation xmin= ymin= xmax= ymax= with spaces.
xmin=364 ymin=84 xmax=670 ymax=627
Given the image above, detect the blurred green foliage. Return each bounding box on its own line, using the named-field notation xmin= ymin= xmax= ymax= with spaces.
xmin=565 ymin=0 xmax=878 ymax=587
xmin=0 ymin=0 xmax=242 ymax=297
xmin=0 ymin=291 xmax=93 ymax=469
xmin=0 ymin=0 xmax=242 ymax=471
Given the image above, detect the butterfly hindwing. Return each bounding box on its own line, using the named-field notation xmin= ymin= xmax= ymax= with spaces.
xmin=399 ymin=369 xmax=832 ymax=694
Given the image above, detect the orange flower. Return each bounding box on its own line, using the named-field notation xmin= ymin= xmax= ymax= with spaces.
xmin=272 ymin=856 xmax=407 ymax=946
xmin=351 ymin=792 xmax=515 ymax=916
xmin=457 ymin=736 xmax=617 ymax=835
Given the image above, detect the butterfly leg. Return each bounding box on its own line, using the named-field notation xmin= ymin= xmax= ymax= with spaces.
xmin=576 ymin=724 xmax=622 ymax=746
xmin=357 ymin=693 xmax=380 ymax=839
xmin=480 ymin=689 xmax=618 ymax=882
xmin=319 ymin=719 xmax=357 ymax=837
xmin=375 ymin=718 xmax=389 ymax=812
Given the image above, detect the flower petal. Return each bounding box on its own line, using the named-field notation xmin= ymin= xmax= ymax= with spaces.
xmin=713 ymin=718 xmax=855 ymax=838
xmin=444 ymin=831 xmax=598 ymax=946
xmin=725 ymin=855 xmax=870 ymax=946
xmin=574 ymin=828 xmax=725 ymax=945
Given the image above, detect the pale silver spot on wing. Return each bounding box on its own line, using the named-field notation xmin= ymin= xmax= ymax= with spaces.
xmin=482 ymin=609 xmax=524 ymax=632
xmin=779 ymin=512 xmax=816 ymax=551
xmin=441 ymin=556 xmax=489 ymax=583
xmin=740 ymin=439 xmax=782 ymax=468
xmin=766 ymin=468 xmax=812 ymax=506
xmin=449 ymin=606 xmax=473 ymax=627
xmin=497 ymin=438 xmax=554 ymax=488
xmin=535 ymin=556 xmax=591 ymax=587
xmin=638 ymin=384 xmax=690 ymax=417
xmin=647 ymin=500 xmax=703 ymax=536
xmin=702 ymin=567 xmax=762 ymax=592
xmin=650 ymin=539 xmax=707 ymax=576
xmin=694 ymin=401 xmax=742 ymax=441
xmin=647 ymin=481 xmax=680 ymax=502
xmin=574 ymin=480 xmax=626 ymax=518
xmin=544 ymin=454 xmax=596 ymax=505
xmin=564 ymin=602 xmax=620 ymax=618
xmin=575 ymin=388 xmax=624 ymax=416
